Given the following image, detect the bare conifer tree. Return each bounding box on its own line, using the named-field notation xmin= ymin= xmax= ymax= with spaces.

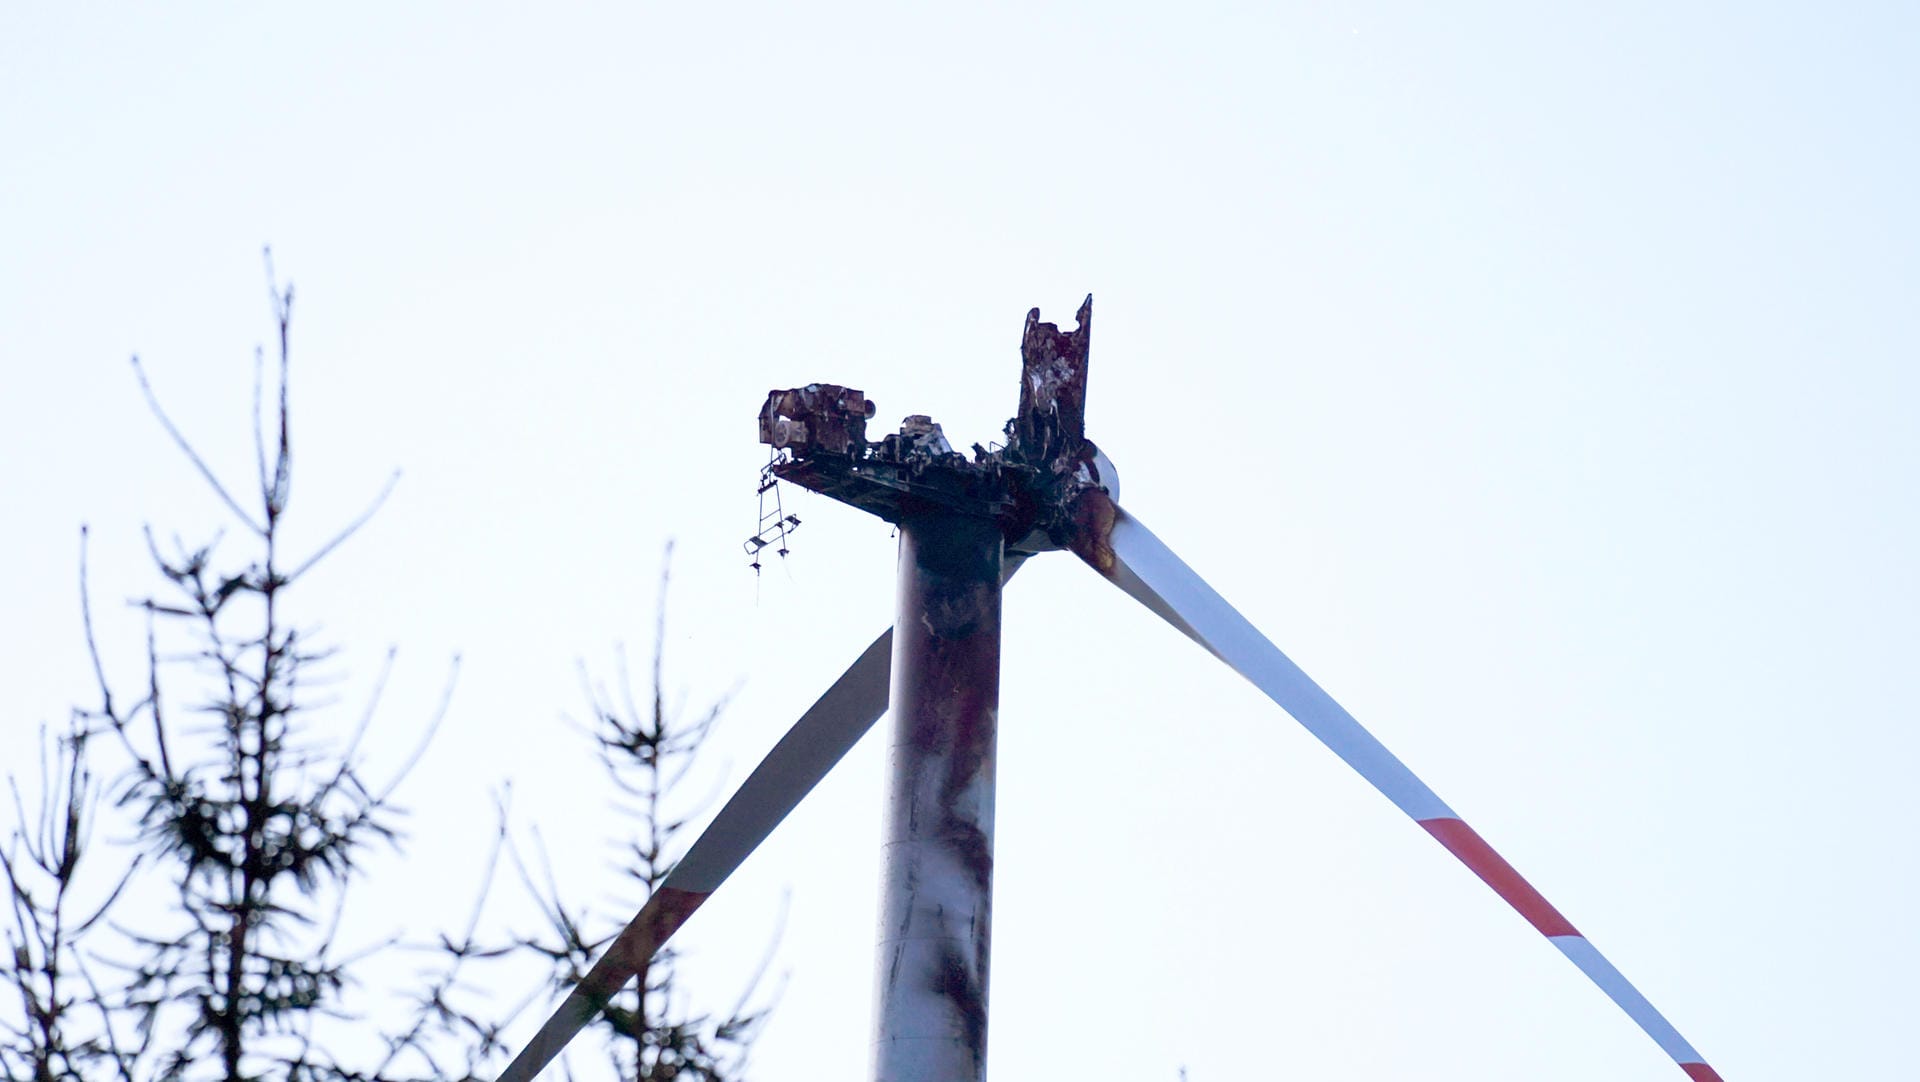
xmin=87 ymin=264 xmax=445 ymax=1081
xmin=502 ymin=554 xmax=773 ymax=1082
xmin=0 ymin=723 xmax=137 ymax=1082
xmin=3 ymin=262 xmax=773 ymax=1082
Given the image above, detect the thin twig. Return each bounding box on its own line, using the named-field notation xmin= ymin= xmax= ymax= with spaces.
xmin=286 ymin=470 xmax=401 ymax=583
xmin=312 ymin=647 xmax=397 ymax=811
xmin=77 ymin=528 xmax=120 ymax=728
xmin=375 ymin=654 xmax=461 ymax=803
xmin=142 ymin=610 xmax=173 ymax=783
xmin=252 ymin=345 xmax=269 ymax=513
xmin=265 ymin=249 xmax=293 ymax=522
xmin=129 ymin=356 xmax=265 ymax=536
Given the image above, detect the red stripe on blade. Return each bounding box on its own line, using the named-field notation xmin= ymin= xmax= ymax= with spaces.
xmin=1680 ymin=1064 xmax=1724 ymax=1081
xmin=581 ymin=886 xmax=710 ymax=1001
xmin=1419 ymin=818 xmax=1579 ymax=938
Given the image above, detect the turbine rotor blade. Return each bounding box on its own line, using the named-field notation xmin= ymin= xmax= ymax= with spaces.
xmin=495 ymin=630 xmax=892 ymax=1082
xmin=1095 ymin=506 xmax=1721 ymax=1082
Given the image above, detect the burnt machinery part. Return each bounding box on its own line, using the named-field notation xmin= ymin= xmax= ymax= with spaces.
xmin=759 ymin=383 xmax=877 ymax=457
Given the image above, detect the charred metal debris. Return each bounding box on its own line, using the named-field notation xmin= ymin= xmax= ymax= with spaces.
xmin=750 ymin=295 xmax=1117 ymax=566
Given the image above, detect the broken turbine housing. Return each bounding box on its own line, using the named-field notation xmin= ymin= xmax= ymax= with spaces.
xmin=754 ymin=296 xmax=1116 ymax=560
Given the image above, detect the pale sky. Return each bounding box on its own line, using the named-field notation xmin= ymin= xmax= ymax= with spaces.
xmin=4 ymin=5 xmax=1916 ymax=1079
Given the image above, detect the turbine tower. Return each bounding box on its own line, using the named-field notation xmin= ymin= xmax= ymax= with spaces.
xmin=498 ymin=298 xmax=1722 ymax=1082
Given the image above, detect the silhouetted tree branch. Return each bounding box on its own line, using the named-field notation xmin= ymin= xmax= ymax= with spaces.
xmin=3 ymin=258 xmax=774 ymax=1082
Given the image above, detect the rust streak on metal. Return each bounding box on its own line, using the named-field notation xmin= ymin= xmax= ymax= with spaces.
xmin=1065 ymin=485 xmax=1119 ymax=577
xmin=875 ymin=514 xmax=1000 ymax=1082
xmin=892 ymin=513 xmax=1001 ymax=902
xmin=934 ymin=943 xmax=987 ymax=1071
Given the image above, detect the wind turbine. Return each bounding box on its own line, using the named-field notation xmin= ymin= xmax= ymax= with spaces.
xmin=499 ymin=298 xmax=1721 ymax=1082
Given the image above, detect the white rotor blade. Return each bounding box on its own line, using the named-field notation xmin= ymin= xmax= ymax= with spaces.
xmin=496 ymin=629 xmax=892 ymax=1082
xmin=1100 ymin=507 xmax=1722 ymax=1082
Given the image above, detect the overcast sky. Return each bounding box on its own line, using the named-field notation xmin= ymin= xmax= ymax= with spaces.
xmin=4 ymin=5 xmax=1916 ymax=1079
